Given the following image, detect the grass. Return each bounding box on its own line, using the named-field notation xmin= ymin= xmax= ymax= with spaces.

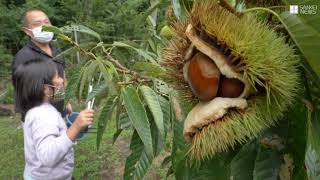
xmin=0 ymin=114 xmax=171 ymax=179
xmin=0 ymin=116 xmax=24 ymax=179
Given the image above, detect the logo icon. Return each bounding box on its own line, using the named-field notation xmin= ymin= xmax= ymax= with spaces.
xmin=290 ymin=5 xmax=299 ymax=14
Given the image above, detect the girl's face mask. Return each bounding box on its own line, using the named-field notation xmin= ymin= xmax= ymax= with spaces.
xmin=46 ymin=84 xmax=65 ymax=102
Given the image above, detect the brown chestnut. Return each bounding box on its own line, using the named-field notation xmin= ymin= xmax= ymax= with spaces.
xmin=187 ymin=52 xmax=220 ymax=101
xmin=218 ymin=76 xmax=244 ymax=98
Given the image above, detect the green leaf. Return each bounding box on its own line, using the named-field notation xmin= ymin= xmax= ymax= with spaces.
xmin=96 ymin=95 xmax=118 ymax=150
xmin=171 ymin=94 xmax=192 ymax=167
xmin=231 ymin=141 xmax=258 ymax=180
xmin=60 ymin=24 xmax=101 ymax=41
xmin=139 ymin=86 xmax=165 ymax=140
xmin=98 ymin=59 xmax=118 ymax=93
xmin=86 ymin=82 xmax=108 ymax=103
xmin=132 ymin=62 xmax=167 ymax=79
xmin=157 ymin=95 xmax=171 ymax=136
xmin=122 ymin=86 xmax=153 ymax=155
xmin=282 ymin=0 xmax=320 ymax=31
xmin=306 ymin=147 xmax=320 ymax=180
xmin=171 ymin=117 xmax=187 ymax=170
xmin=161 ymin=155 xmax=172 ymax=168
xmin=53 ymin=46 xmax=78 ymax=61
xmin=171 ymin=0 xmax=189 ymax=20
xmin=287 ymin=99 xmax=308 ymax=178
xmin=174 ymin=150 xmax=232 ymax=180
xmin=118 ymin=112 xmax=132 ymax=129
xmin=65 ymin=65 xmax=82 ymax=104
xmin=279 ymin=11 xmax=320 ymax=77
xmin=112 ymin=129 xmax=122 ymax=145
xmin=112 ymin=41 xmax=157 ymax=63
xmin=308 ymin=102 xmax=320 ymax=157
xmin=53 ymin=42 xmax=97 ymax=61
xmin=124 ymin=131 xmax=153 ymax=180
xmin=253 ymin=145 xmax=281 ymax=180
xmin=42 ymin=25 xmax=63 ymax=34
xmin=79 ymin=60 xmax=99 ymax=100
xmin=104 ymin=60 xmax=119 ymax=80
xmin=306 ymin=101 xmax=320 ymax=179
xmin=112 ymin=99 xmax=123 ymax=145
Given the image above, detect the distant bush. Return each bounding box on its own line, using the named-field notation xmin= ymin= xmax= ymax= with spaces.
xmin=0 ymin=83 xmax=14 ymax=104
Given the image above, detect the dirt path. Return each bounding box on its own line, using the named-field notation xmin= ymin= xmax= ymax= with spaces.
xmin=99 ymin=137 xmax=130 ymax=180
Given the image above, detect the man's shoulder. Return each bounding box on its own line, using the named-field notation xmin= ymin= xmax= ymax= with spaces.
xmin=14 ymin=44 xmax=36 ymax=61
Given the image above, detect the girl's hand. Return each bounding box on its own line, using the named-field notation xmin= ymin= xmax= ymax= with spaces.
xmin=67 ymin=109 xmax=94 ymax=141
xmin=73 ymin=109 xmax=94 ymax=130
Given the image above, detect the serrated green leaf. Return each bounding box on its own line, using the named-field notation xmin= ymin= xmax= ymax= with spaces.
xmin=53 ymin=46 xmax=78 ymax=61
xmin=171 ymin=0 xmax=189 ymax=20
xmin=278 ymin=11 xmax=320 ymax=77
xmin=112 ymin=129 xmax=122 ymax=145
xmin=253 ymin=145 xmax=281 ymax=180
xmin=60 ymin=24 xmax=101 ymax=41
xmin=104 ymin=60 xmax=119 ymax=80
xmin=161 ymin=155 xmax=172 ymax=168
xmin=140 ymin=86 xmax=165 ymax=139
xmin=171 ymin=94 xmax=190 ymax=164
xmin=124 ymin=131 xmax=144 ymax=180
xmin=306 ymin=101 xmax=320 ymax=179
xmin=231 ymin=141 xmax=258 ymax=180
xmin=157 ymin=95 xmax=171 ymax=136
xmin=306 ymin=147 xmax=320 ymax=180
xmin=42 ymin=25 xmax=62 ymax=34
xmin=122 ymin=86 xmax=153 ymax=155
xmin=65 ymin=65 xmax=82 ymax=104
xmin=172 ymin=118 xmax=187 ymax=170
xmin=174 ymin=150 xmax=231 ymax=180
xmin=86 ymin=82 xmax=108 ymax=103
xmin=79 ymin=60 xmax=99 ymax=100
xmin=132 ymin=62 xmax=167 ymax=79
xmin=287 ymin=99 xmax=308 ymax=178
xmin=98 ymin=59 xmax=118 ymax=93
xmin=150 ymin=114 xmax=163 ymax=156
xmin=112 ymin=99 xmax=123 ymax=145
xmin=96 ymin=95 xmax=118 ymax=150
xmin=53 ymin=42 xmax=97 ymax=61
xmin=57 ymin=34 xmax=72 ymax=42
xmin=124 ymin=131 xmax=153 ymax=180
xmin=308 ymin=102 xmax=320 ymax=157
xmin=112 ymin=41 xmax=157 ymax=63
xmin=282 ymin=0 xmax=320 ymax=31
xmin=118 ymin=112 xmax=132 ymax=129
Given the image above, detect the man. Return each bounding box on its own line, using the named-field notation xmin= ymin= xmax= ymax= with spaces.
xmin=12 ymin=9 xmax=71 ymax=121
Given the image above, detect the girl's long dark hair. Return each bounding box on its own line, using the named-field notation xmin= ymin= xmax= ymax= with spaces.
xmin=13 ymin=59 xmax=57 ymax=115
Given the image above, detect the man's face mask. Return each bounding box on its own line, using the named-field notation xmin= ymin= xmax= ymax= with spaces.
xmin=46 ymin=85 xmax=65 ymax=102
xmin=26 ymin=26 xmax=53 ymax=44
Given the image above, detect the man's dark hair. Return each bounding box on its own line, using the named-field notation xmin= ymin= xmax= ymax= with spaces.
xmin=21 ymin=8 xmax=46 ymax=27
xmin=13 ymin=59 xmax=57 ymax=115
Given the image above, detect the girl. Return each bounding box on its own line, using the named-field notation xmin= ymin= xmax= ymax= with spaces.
xmin=13 ymin=59 xmax=94 ymax=180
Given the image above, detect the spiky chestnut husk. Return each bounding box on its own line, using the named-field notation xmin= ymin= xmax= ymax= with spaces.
xmin=165 ymin=5 xmax=177 ymax=25
xmin=161 ymin=0 xmax=300 ymax=161
xmin=244 ymin=0 xmax=283 ymax=7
